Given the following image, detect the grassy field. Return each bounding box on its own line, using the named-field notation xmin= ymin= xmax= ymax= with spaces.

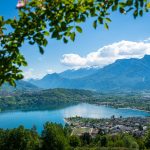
xmin=72 ymin=127 xmax=92 ymax=136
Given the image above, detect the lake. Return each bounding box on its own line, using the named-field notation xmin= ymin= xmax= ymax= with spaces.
xmin=0 ymin=103 xmax=150 ymax=133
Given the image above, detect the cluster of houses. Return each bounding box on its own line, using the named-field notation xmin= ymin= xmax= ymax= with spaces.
xmin=65 ymin=116 xmax=150 ymax=137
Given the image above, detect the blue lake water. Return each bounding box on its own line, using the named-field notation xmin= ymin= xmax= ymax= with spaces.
xmin=0 ymin=103 xmax=150 ymax=133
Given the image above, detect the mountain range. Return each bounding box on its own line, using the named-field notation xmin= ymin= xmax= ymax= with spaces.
xmin=28 ymin=55 xmax=150 ymax=92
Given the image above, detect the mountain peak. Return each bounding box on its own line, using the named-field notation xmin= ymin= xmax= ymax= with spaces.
xmin=43 ymin=73 xmax=59 ymax=78
xmin=143 ymin=54 xmax=150 ymax=60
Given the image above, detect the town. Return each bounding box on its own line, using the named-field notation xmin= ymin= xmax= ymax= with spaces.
xmin=65 ymin=116 xmax=150 ymax=138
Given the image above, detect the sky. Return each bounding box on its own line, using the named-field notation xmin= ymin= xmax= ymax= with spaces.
xmin=0 ymin=0 xmax=150 ymax=79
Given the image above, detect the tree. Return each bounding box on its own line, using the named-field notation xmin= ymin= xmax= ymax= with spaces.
xmin=69 ymin=135 xmax=81 ymax=148
xmin=81 ymin=132 xmax=92 ymax=145
xmin=100 ymin=136 xmax=108 ymax=147
xmin=122 ymin=134 xmax=139 ymax=149
xmin=144 ymin=129 xmax=150 ymax=149
xmin=41 ymin=122 xmax=70 ymax=150
xmin=0 ymin=126 xmax=40 ymax=150
xmin=0 ymin=0 xmax=150 ymax=86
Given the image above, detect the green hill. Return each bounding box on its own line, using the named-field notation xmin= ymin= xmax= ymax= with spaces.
xmin=0 ymin=88 xmax=96 ymax=111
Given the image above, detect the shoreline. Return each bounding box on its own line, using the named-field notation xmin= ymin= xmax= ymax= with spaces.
xmin=118 ymin=107 xmax=150 ymax=113
xmin=90 ymin=102 xmax=150 ymax=113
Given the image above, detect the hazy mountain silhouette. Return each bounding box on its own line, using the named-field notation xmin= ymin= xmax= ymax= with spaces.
xmin=29 ymin=55 xmax=150 ymax=92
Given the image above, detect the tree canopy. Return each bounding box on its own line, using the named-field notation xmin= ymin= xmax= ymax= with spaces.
xmin=0 ymin=0 xmax=150 ymax=86
xmin=0 ymin=122 xmax=148 ymax=150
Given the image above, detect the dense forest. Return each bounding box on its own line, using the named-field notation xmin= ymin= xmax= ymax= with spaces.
xmin=0 ymin=122 xmax=150 ymax=150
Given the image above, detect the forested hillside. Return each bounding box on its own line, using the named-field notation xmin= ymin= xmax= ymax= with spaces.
xmin=0 ymin=88 xmax=96 ymax=111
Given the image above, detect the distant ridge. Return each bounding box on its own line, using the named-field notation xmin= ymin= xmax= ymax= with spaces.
xmin=0 ymin=80 xmax=39 ymax=95
xmin=29 ymin=55 xmax=150 ymax=92
xmin=59 ymin=67 xmax=99 ymax=79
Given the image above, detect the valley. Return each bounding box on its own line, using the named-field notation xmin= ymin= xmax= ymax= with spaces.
xmin=1 ymin=55 xmax=150 ymax=150
xmin=1 ymin=55 xmax=150 ymax=112
xmin=1 ymin=55 xmax=150 ymax=149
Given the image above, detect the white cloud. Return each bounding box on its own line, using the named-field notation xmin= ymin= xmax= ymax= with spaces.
xmin=61 ymin=54 xmax=87 ymax=67
xmin=61 ymin=39 xmax=150 ymax=69
xmin=46 ymin=69 xmax=54 ymax=74
xmin=23 ymin=68 xmax=54 ymax=80
xmin=144 ymin=37 xmax=150 ymax=43
xmin=23 ymin=68 xmax=34 ymax=80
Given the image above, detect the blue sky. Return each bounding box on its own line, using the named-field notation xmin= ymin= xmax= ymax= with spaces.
xmin=1 ymin=0 xmax=150 ymax=79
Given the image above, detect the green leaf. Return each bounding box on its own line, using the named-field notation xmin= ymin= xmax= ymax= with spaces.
xmin=105 ymin=18 xmax=111 ymax=23
xmin=29 ymin=41 xmax=35 ymax=45
xmin=133 ymin=10 xmax=138 ymax=18
xmin=17 ymin=74 xmax=24 ymax=79
xmin=119 ymin=7 xmax=125 ymax=14
xmin=93 ymin=20 xmax=97 ymax=29
xmin=9 ymin=80 xmax=16 ymax=87
xmin=76 ymin=26 xmax=82 ymax=33
xmin=22 ymin=61 xmax=28 ymax=66
xmin=70 ymin=32 xmax=76 ymax=41
xmin=139 ymin=10 xmax=143 ymax=17
xmin=51 ymin=31 xmax=58 ymax=38
xmin=5 ymin=19 xmax=13 ymax=24
xmin=98 ymin=17 xmax=103 ymax=24
xmin=63 ymin=37 xmax=68 ymax=44
xmin=104 ymin=23 xmax=109 ymax=30
xmin=126 ymin=0 xmax=133 ymax=6
xmin=43 ymin=39 xmax=48 ymax=47
xmin=0 ymin=16 xmax=3 ymax=22
xmin=39 ymin=46 xmax=44 ymax=54
xmin=44 ymin=31 xmax=50 ymax=36
xmin=112 ymin=5 xmax=117 ymax=11
xmin=126 ymin=7 xmax=134 ymax=13
xmin=67 ymin=26 xmax=74 ymax=32
xmin=147 ymin=2 xmax=150 ymax=8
